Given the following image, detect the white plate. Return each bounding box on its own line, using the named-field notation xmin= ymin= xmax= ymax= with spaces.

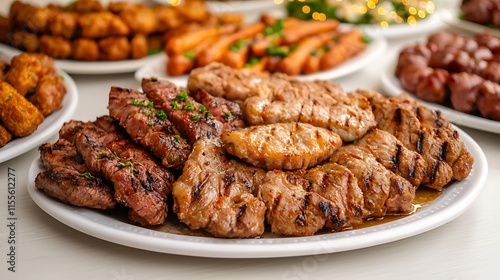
xmin=0 ymin=43 xmax=163 ymax=74
xmin=134 ymin=36 xmax=387 ymax=87
xmin=153 ymin=0 xmax=279 ymax=13
xmin=441 ymin=9 xmax=500 ymax=38
xmin=0 ymin=71 xmax=78 ymax=163
xmin=27 ymin=126 xmax=487 ymax=258
xmin=345 ymin=10 xmax=444 ymax=39
xmin=380 ymin=56 xmax=500 ymax=134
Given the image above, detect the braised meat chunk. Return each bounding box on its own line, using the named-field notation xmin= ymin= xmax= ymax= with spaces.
xmin=108 ymin=86 xmax=191 ymax=168
xmin=172 ymin=137 xmax=266 ymax=238
xmin=222 ymin=122 xmax=342 ymax=170
xmin=141 ymin=78 xmax=223 ymax=144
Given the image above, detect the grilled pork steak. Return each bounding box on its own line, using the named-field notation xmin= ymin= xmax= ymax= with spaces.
xmin=257 ymin=170 xmax=347 ymax=236
xmin=356 ymin=128 xmax=428 ymax=187
xmin=222 ymin=122 xmax=342 ymax=170
xmin=141 ymin=78 xmax=223 ymax=144
xmin=359 ymin=90 xmax=473 ymax=188
xmin=108 ymin=86 xmax=191 ymax=168
xmin=330 ymin=145 xmax=416 ymax=216
xmin=36 ymin=139 xmax=115 ymax=209
xmin=172 ymin=137 xmax=266 ymax=238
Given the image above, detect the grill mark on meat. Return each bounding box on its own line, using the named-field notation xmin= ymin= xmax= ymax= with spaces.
xmin=192 ymin=174 xmax=209 ymax=202
xmin=319 ymin=201 xmax=332 ymax=217
xmin=236 ymin=204 xmax=247 ymax=221
xmin=295 ymin=194 xmax=310 ymax=226
xmin=435 ymin=110 xmax=443 ymax=127
xmin=416 ymin=129 xmax=424 ymax=154
xmin=363 ymin=171 xmax=374 ymax=190
xmin=430 ymin=161 xmax=440 ymax=184
xmin=392 ymin=144 xmax=402 ymax=169
xmin=409 ymin=155 xmax=417 ymax=178
xmin=439 ymin=142 xmax=449 ymax=161
xmin=394 ymin=108 xmax=402 ymax=124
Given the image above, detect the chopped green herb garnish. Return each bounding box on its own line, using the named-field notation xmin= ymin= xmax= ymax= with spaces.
xmin=156 ymin=110 xmax=168 ymax=120
xmin=174 ymin=134 xmax=181 ymax=143
xmin=81 ymin=172 xmax=93 ymax=179
xmin=147 ymin=48 xmax=162 ymax=56
xmin=229 ymin=39 xmax=247 ymax=53
xmin=175 ymin=90 xmax=189 ymax=102
xmin=289 ymin=44 xmax=298 ymax=52
xmin=131 ymin=99 xmax=154 ymax=108
xmin=119 ymin=161 xmax=137 ymax=173
xmin=244 ymin=56 xmax=261 ymax=67
xmin=263 ymin=18 xmax=285 ymax=37
xmin=171 ymin=101 xmax=180 ymax=110
xmin=266 ymin=44 xmax=289 ymax=57
xmin=192 ymin=115 xmax=200 ymax=121
xmin=148 ymin=121 xmax=154 ymax=126
xmin=183 ymin=50 xmax=196 ymax=62
xmin=97 ymin=153 xmax=109 ymax=159
xmin=362 ymin=35 xmax=372 ymax=44
xmin=183 ymin=102 xmax=194 ymax=111
xmin=198 ymin=105 xmax=207 ymax=114
xmin=143 ymin=108 xmax=154 ymax=115
xmin=113 ymin=151 xmax=121 ymax=160
xmin=59 ymin=74 xmax=65 ymax=81
xmin=224 ymin=111 xmax=232 ymax=117
xmin=310 ymin=50 xmax=317 ymax=56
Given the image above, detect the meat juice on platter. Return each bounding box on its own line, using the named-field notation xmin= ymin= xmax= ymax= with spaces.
xmin=33 ymin=63 xmax=474 ymax=238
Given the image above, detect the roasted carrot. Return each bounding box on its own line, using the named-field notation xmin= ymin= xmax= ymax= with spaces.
xmin=282 ymin=20 xmax=339 ymax=45
xmin=302 ymin=48 xmax=325 ymax=74
xmin=197 ymin=22 xmax=265 ymax=67
xmin=279 ymin=31 xmax=337 ymax=76
xmin=320 ymin=29 xmax=366 ymax=70
xmin=221 ymin=40 xmax=250 ymax=69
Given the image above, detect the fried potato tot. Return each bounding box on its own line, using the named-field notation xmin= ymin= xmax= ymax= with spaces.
xmin=29 ymin=75 xmax=66 ymax=116
xmin=49 ymin=12 xmax=78 ymax=40
xmin=0 ymin=124 xmax=12 ymax=148
xmin=119 ymin=7 xmax=158 ymax=35
xmin=130 ymin=34 xmax=148 ymax=59
xmin=0 ymin=81 xmax=44 ymax=137
xmin=39 ymin=35 xmax=72 ymax=59
xmin=72 ymin=38 xmax=100 ymax=61
xmin=98 ymin=36 xmax=130 ymax=61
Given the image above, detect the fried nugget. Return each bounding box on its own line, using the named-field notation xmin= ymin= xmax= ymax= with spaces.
xmin=0 ymin=81 xmax=44 ymax=137
xmin=72 ymin=38 xmax=99 ymax=61
xmin=78 ymin=12 xmax=129 ymax=39
xmin=98 ymin=36 xmax=130 ymax=60
xmin=0 ymin=123 xmax=12 ymax=148
xmin=9 ymin=31 xmax=40 ymax=52
xmin=29 ymin=75 xmax=66 ymax=116
xmin=39 ymin=35 xmax=72 ymax=59
xmin=119 ymin=7 xmax=158 ymax=35
xmin=130 ymin=33 xmax=148 ymax=59
xmin=49 ymin=12 xmax=78 ymax=40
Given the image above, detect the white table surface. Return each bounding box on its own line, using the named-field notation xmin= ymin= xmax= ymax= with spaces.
xmin=1 ymin=0 xmax=499 ymax=279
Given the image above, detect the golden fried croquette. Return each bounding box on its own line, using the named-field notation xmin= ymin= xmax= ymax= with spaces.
xmin=29 ymin=75 xmax=66 ymax=116
xmin=98 ymin=36 xmax=130 ymax=61
xmin=108 ymin=2 xmax=140 ymax=13
xmin=0 ymin=81 xmax=44 ymax=137
xmin=12 ymin=4 xmax=55 ymax=34
xmin=5 ymin=67 xmax=38 ymax=96
xmin=39 ymin=35 xmax=72 ymax=59
xmin=72 ymin=38 xmax=99 ymax=61
xmin=119 ymin=7 xmax=158 ymax=35
xmin=29 ymin=53 xmax=58 ymax=76
xmin=9 ymin=31 xmax=40 ymax=52
xmin=0 ymin=124 xmax=12 ymax=148
xmin=130 ymin=34 xmax=148 ymax=59
xmin=49 ymin=12 xmax=78 ymax=40
xmin=68 ymin=0 xmax=104 ymax=14
xmin=78 ymin=12 xmax=129 ymax=39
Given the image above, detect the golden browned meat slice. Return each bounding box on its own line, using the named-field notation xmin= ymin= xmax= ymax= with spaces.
xmin=359 ymin=90 xmax=473 ymax=187
xmin=172 ymin=137 xmax=267 ymax=238
xmin=222 ymin=122 xmax=342 ymax=170
xmin=330 ymin=145 xmax=416 ymax=217
xmin=356 ymin=128 xmax=428 ymax=187
xmin=394 ymin=93 xmax=453 ymax=130
xmin=257 ymin=170 xmax=347 ymax=236
xmin=187 ymin=62 xmax=344 ymax=102
xmin=0 ymin=124 xmax=12 ymax=148
xmin=303 ymin=163 xmax=366 ymax=228
xmin=0 ymin=81 xmax=44 ymax=137
xmin=36 ymin=138 xmax=115 ymax=209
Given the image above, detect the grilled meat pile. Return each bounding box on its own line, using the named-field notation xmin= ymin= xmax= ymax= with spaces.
xmin=461 ymin=0 xmax=500 ymax=27
xmin=35 ymin=63 xmax=474 ymax=237
xmin=396 ymin=31 xmax=500 ymax=120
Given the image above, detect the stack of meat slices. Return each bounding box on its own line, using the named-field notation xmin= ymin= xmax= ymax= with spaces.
xmin=35 ymin=63 xmax=474 ymax=238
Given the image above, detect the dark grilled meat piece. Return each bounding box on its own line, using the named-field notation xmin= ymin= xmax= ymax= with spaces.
xmin=222 ymin=122 xmax=342 ymax=170
xmin=303 ymin=163 xmax=365 ymax=228
xmin=108 ymin=86 xmax=191 ymax=168
xmin=257 ymin=170 xmax=347 ymax=236
xmin=141 ymin=78 xmax=223 ymax=145
xmin=187 ymin=62 xmax=344 ymax=102
xmin=74 ymin=127 xmax=168 ymax=226
xmin=330 ymin=145 xmax=416 ymax=216
xmin=192 ymin=89 xmax=246 ymax=132
xmin=36 ymin=139 xmax=115 ymax=209
xmin=172 ymin=137 xmax=266 ymax=238
xmin=356 ymin=128 xmax=428 ymax=187
xmin=359 ymin=90 xmax=474 ymax=188
xmin=477 ymin=81 xmax=500 ymax=120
